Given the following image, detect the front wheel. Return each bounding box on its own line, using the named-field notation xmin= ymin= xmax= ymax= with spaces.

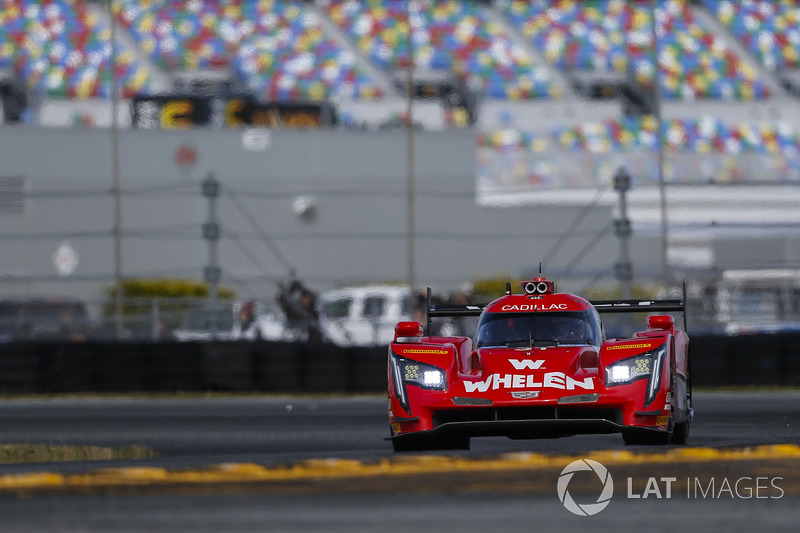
xmin=622 ymin=429 xmax=670 ymax=445
xmin=624 ymin=382 xmax=676 ymax=446
xmin=670 ymin=390 xmax=692 ymax=444
xmin=670 ymin=419 xmax=689 ymax=444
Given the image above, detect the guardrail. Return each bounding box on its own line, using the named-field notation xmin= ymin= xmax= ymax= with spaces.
xmin=0 ymin=333 xmax=798 ymax=394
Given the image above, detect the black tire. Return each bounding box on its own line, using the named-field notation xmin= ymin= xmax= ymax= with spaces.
xmin=670 ymin=419 xmax=690 ymax=444
xmin=624 ymin=361 xmax=692 ymax=446
xmin=622 ymin=429 xmax=670 ymax=446
xmin=670 ymin=388 xmax=691 ymax=444
xmin=623 ymin=378 xmax=676 ymax=446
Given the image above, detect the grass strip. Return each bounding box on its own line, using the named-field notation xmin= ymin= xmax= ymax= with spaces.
xmin=0 ymin=444 xmax=156 ymax=464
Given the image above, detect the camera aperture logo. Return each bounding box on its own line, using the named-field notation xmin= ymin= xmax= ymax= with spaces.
xmin=557 ymin=457 xmax=785 ymax=516
xmin=557 ymin=459 xmax=614 ymax=516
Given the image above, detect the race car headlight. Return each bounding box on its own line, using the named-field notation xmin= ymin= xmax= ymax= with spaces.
xmin=390 ymin=354 xmax=447 ymax=414
xmin=605 ymin=348 xmax=666 ymax=408
xmin=605 ymin=354 xmax=653 ymax=384
xmin=398 ymin=360 xmax=446 ymax=391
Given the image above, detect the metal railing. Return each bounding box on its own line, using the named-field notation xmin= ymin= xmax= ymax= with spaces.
xmin=0 ymin=297 xmax=236 ymax=343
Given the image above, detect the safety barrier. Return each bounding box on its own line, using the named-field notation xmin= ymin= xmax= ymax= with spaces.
xmin=0 ymin=334 xmax=799 ymax=394
xmin=0 ymin=341 xmax=389 ymax=394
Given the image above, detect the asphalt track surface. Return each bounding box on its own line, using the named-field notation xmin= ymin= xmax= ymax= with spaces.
xmin=0 ymin=391 xmax=798 ymax=532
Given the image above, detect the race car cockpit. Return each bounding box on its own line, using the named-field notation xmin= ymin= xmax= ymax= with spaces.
xmin=475 ymin=310 xmax=603 ymax=348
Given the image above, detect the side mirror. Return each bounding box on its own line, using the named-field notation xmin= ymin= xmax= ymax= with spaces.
xmin=647 ymin=315 xmax=675 ymax=333
xmin=395 ymin=321 xmax=424 ymax=343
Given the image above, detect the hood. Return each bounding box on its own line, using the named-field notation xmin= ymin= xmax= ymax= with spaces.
xmin=462 ymin=345 xmax=599 ymax=399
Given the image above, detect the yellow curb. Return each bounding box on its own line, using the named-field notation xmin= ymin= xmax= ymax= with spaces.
xmin=0 ymin=444 xmax=798 ymax=492
xmin=0 ymin=472 xmax=65 ymax=489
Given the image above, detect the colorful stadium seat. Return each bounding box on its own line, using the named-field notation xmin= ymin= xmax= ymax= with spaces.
xmin=704 ymin=0 xmax=800 ymax=71
xmin=2 ymin=0 xmax=151 ymax=99
xmin=478 ymin=117 xmax=800 ymax=187
xmin=0 ymin=0 xmax=788 ymax=103
xmin=501 ymin=0 xmax=770 ymax=99
xmin=323 ymin=0 xmax=562 ymax=99
xmin=479 ymin=117 xmax=800 ymax=155
xmin=115 ymin=0 xmax=384 ymax=101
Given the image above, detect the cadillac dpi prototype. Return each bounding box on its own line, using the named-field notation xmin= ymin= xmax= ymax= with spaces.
xmin=388 ymin=278 xmax=691 ymax=451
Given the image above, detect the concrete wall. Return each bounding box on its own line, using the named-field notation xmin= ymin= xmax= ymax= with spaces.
xmin=0 ymin=126 xmax=661 ymax=306
xmin=1 ymin=332 xmax=798 ymax=394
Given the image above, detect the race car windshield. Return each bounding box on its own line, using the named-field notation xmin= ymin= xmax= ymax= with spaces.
xmin=475 ymin=311 xmax=602 ymax=348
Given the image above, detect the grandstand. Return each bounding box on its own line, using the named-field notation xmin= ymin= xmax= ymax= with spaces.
xmin=2 ymin=0 xmax=800 ymax=276
xmin=0 ymin=2 xmax=795 ymax=112
xmin=1 ymin=1 xmax=798 ymax=129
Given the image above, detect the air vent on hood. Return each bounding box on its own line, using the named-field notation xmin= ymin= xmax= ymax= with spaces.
xmin=558 ymin=393 xmax=600 ymax=404
xmin=451 ymin=397 xmax=493 ymax=406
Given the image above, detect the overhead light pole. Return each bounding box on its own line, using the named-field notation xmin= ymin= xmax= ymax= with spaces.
xmin=110 ymin=0 xmax=123 ymax=339
xmin=650 ymin=0 xmax=670 ymax=285
xmin=613 ymin=167 xmax=633 ymax=300
xmin=405 ymin=1 xmax=416 ymax=292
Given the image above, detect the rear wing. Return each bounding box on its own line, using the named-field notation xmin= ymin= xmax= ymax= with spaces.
xmin=591 ymin=298 xmax=686 ymax=332
xmin=425 ymin=288 xmax=485 ymax=334
xmin=427 ymin=304 xmax=486 ymax=318
xmin=589 ymin=299 xmax=684 ymax=313
xmin=424 ymin=284 xmax=687 ymax=333
xmin=591 ymin=281 xmax=687 ymax=331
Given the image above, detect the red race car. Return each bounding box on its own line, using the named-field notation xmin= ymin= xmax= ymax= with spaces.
xmin=387 ymin=277 xmax=692 ymax=451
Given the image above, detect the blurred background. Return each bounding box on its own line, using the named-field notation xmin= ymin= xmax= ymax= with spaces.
xmin=1 ymin=0 xmax=800 ymax=344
